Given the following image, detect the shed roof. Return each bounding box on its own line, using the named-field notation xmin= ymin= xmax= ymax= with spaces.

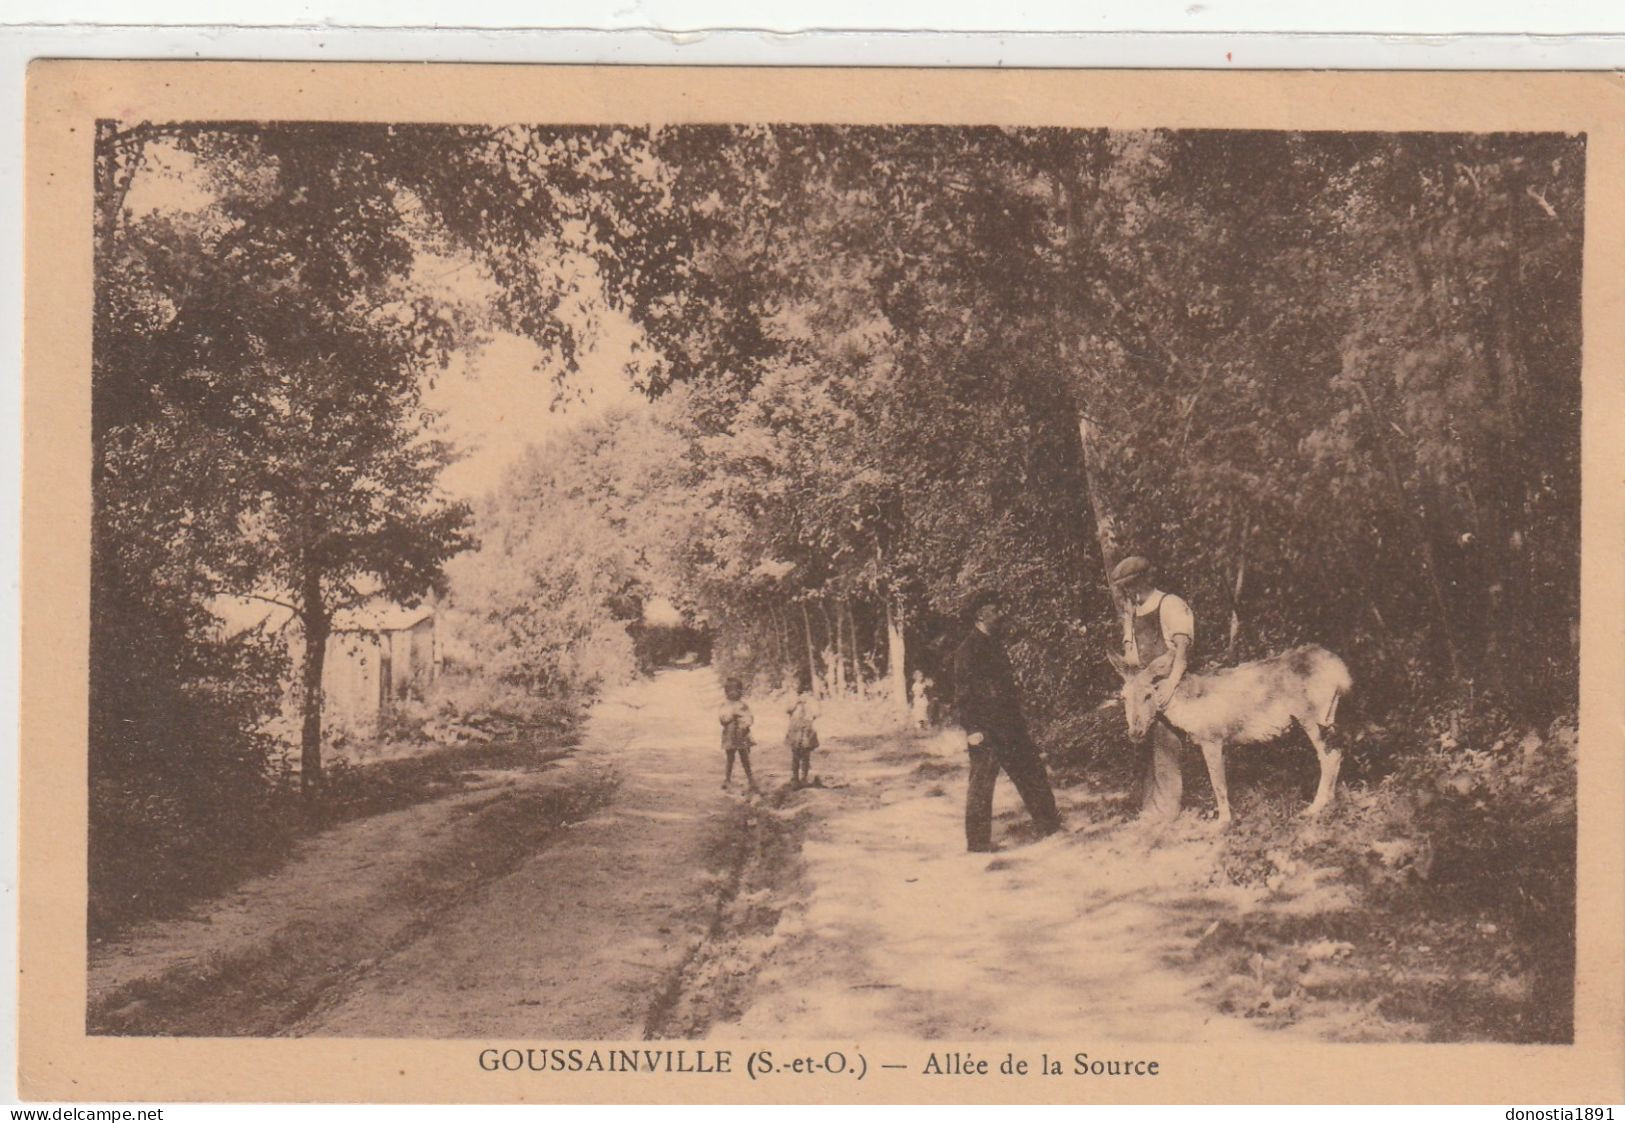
xmin=337 ymin=602 xmax=435 ymax=633
xmin=210 ymin=595 xmax=434 ymax=638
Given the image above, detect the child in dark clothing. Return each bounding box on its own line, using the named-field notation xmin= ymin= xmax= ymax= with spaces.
xmin=717 ymin=676 xmax=760 ymax=793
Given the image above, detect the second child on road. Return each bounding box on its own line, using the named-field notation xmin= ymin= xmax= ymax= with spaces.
xmin=910 ymin=669 xmax=935 ymax=731
xmin=785 ymin=689 xmax=821 ymax=787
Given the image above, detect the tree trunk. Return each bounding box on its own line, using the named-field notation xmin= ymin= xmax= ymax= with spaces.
xmin=774 ymin=605 xmax=793 ymax=685
xmin=842 ymin=601 xmax=857 ymax=694
xmin=1052 ymin=156 xmax=1129 ymax=621
xmin=841 ymin=599 xmax=865 ymax=696
xmin=764 ymin=603 xmax=781 ymax=683
xmin=298 ymin=582 xmax=330 ymax=804
xmin=799 ymin=600 xmax=823 ymax=697
xmin=833 ymin=597 xmax=849 ymax=691
xmin=886 ymin=600 xmax=909 ymax=722
xmin=1352 ymin=381 xmax=1466 ymax=687
xmin=94 ymin=122 xmax=122 ymax=261
xmin=822 ymin=599 xmax=845 ymax=694
xmin=1227 ymin=531 xmax=1248 ymax=661
xmin=874 ymin=609 xmax=892 ymax=696
xmin=1076 ymin=410 xmax=1128 ymax=615
xmin=94 ymin=123 xmax=147 ymax=263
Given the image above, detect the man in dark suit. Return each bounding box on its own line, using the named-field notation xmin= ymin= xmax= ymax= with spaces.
xmin=953 ymin=589 xmax=1063 ymax=852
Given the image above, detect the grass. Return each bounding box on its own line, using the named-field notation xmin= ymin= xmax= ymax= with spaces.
xmin=1184 ymin=756 xmax=1569 ymax=1042
xmin=642 ymin=783 xmax=810 ymax=1038
xmin=90 ymin=721 xmax=580 ymax=942
xmin=316 ymin=736 xmax=579 ymax=825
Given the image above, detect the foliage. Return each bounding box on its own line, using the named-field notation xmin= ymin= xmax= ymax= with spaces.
xmin=448 ymin=125 xmax=1580 ymax=755
xmin=448 ymin=407 xmax=691 ymax=696
xmin=594 ymin=127 xmax=1582 ymax=736
xmin=87 ymin=578 xmax=295 ymax=935
xmin=90 ymin=121 xmax=1581 ymax=952
xmin=1189 ymin=706 xmax=1577 ymax=1041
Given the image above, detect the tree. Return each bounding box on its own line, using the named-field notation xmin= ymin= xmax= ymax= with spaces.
xmin=602 ymin=125 xmax=1581 ymax=734
xmin=95 ymin=126 xmax=485 ymax=798
xmin=95 ymin=119 xmax=1584 ymax=831
xmin=212 ymin=360 xmax=473 ymax=798
xmin=601 ymin=126 xmax=1104 ymax=720
xmin=450 ymin=407 xmax=690 ymax=696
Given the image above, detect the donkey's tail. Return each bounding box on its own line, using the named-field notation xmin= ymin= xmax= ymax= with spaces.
xmin=1322 ymin=687 xmax=1344 ymax=728
xmin=1320 ymin=651 xmax=1353 ymax=727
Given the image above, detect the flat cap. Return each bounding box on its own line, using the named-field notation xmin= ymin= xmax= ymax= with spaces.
xmin=1109 ymin=555 xmax=1152 ymax=584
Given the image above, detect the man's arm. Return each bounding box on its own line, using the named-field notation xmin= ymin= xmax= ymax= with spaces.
xmin=1152 ymin=594 xmax=1195 ymax=708
xmin=1153 ymin=634 xmax=1190 ymax=709
xmin=953 ymin=641 xmax=987 ymax=745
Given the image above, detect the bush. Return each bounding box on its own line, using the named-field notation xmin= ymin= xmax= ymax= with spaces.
xmin=425 ymin=669 xmax=580 ymax=729
xmin=1195 ymin=699 xmax=1578 ymax=1042
xmin=1397 ymin=709 xmax=1577 ymax=1029
xmin=89 ymin=757 xmax=302 ymax=936
xmin=88 ymin=588 xmax=295 ymax=937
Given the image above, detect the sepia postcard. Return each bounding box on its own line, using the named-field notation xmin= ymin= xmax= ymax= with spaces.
xmin=18 ymin=61 xmax=1625 ymax=1104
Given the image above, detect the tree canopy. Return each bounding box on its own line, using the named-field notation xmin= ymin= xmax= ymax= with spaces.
xmin=90 ymin=120 xmax=1582 ymax=928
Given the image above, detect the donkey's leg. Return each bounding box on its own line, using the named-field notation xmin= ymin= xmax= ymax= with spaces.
xmin=1198 ymin=740 xmax=1232 ymax=826
xmin=1302 ymin=721 xmax=1343 ymax=817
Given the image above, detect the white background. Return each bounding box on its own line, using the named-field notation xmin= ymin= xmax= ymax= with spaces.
xmin=3 ymin=3 xmax=1623 ymax=1120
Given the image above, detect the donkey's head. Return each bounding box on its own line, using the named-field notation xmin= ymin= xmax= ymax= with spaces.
xmin=1106 ymin=652 xmax=1158 ymax=741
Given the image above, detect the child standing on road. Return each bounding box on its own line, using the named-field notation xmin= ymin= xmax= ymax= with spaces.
xmin=785 ymin=689 xmax=821 ymax=787
xmin=718 ymin=676 xmax=760 ymax=793
xmin=910 ymin=669 xmax=935 ymax=732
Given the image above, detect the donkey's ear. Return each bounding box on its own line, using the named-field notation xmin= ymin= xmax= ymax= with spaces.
xmin=1105 ymin=652 xmax=1130 ymax=680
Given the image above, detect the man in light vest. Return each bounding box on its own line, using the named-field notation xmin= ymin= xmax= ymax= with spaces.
xmin=1110 ymin=555 xmax=1194 ymax=823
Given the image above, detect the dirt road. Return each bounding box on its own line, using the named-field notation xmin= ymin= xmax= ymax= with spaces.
xmin=289 ymin=669 xmax=757 ymax=1038
xmin=89 ymin=669 xmax=761 ymax=1037
xmin=688 ymin=722 xmax=1276 ymax=1042
xmin=90 ymin=668 xmax=1292 ymax=1040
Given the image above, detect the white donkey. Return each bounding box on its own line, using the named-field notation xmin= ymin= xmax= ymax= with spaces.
xmin=1106 ymin=644 xmax=1352 ymax=825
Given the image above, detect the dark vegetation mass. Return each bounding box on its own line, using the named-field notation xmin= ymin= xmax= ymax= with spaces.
xmin=93 ymin=124 xmax=1579 ymax=1037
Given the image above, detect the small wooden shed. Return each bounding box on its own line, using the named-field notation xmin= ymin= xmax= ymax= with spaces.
xmin=211 ymin=595 xmax=442 ymax=730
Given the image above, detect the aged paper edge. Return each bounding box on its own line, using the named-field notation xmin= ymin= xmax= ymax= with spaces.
xmin=20 ymin=62 xmax=1625 ymax=1104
